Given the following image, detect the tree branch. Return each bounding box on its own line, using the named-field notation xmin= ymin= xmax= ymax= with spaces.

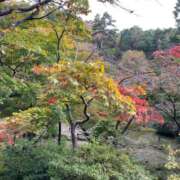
xmin=66 ymin=104 xmax=73 ymax=124
xmin=51 ymin=13 xmax=70 ymax=62
xmin=121 ymin=116 xmax=134 ymax=134
xmin=75 ymin=96 xmax=94 ymax=127
xmin=118 ymin=71 xmax=156 ymax=85
xmin=155 ymin=105 xmax=173 ymax=118
xmin=84 ymin=48 xmax=96 ymax=62
xmin=0 ymin=0 xmax=52 ymax=17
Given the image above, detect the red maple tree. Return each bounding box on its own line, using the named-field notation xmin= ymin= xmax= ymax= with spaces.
xmin=153 ymin=45 xmax=180 ymax=59
xmin=115 ymin=86 xmax=164 ymax=132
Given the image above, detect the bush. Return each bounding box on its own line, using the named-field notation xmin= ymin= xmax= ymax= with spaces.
xmin=165 ymin=145 xmax=180 ymax=180
xmin=92 ymin=120 xmax=116 ymax=139
xmin=0 ymin=140 xmax=154 ymax=180
xmin=121 ymin=50 xmax=146 ymax=62
xmin=75 ymin=143 xmax=155 ymax=180
xmin=0 ymin=140 xmax=51 ymax=180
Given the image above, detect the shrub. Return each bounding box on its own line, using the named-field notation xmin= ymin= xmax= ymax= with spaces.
xmin=92 ymin=120 xmax=116 ymax=139
xmin=165 ymin=145 xmax=180 ymax=180
xmin=121 ymin=50 xmax=146 ymax=62
xmin=0 ymin=140 xmax=154 ymax=180
xmin=0 ymin=140 xmax=51 ymax=180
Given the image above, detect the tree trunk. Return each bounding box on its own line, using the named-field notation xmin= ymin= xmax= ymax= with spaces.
xmin=115 ymin=121 xmax=120 ymax=130
xmin=172 ymin=102 xmax=180 ymax=131
xmin=122 ymin=117 xmax=134 ymax=134
xmin=65 ymin=104 xmax=77 ymax=149
xmin=57 ymin=121 xmax=61 ymax=145
xmin=70 ymin=123 xmax=77 ymax=149
xmin=173 ymin=118 xmax=180 ymax=132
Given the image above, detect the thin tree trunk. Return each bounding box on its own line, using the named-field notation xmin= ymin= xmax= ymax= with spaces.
xmin=172 ymin=103 xmax=180 ymax=131
xmin=121 ymin=116 xmax=134 ymax=134
xmin=70 ymin=123 xmax=77 ymax=149
xmin=57 ymin=121 xmax=61 ymax=145
xmin=13 ymin=135 xmax=16 ymax=146
xmin=66 ymin=104 xmax=77 ymax=149
xmin=115 ymin=121 xmax=120 ymax=130
xmin=173 ymin=118 xmax=180 ymax=131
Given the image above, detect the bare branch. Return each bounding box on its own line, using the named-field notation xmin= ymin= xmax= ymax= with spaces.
xmin=51 ymin=13 xmax=70 ymax=62
xmin=155 ymin=105 xmax=173 ymax=118
xmin=14 ymin=9 xmax=39 ymax=27
xmin=84 ymin=48 xmax=96 ymax=62
xmin=118 ymin=71 xmax=156 ymax=85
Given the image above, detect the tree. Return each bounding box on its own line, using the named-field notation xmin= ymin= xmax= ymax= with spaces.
xmin=0 ymin=14 xmax=83 ymax=140
xmin=0 ymin=5 xmax=91 ymax=118
xmin=151 ymin=46 xmax=180 ymax=134
xmin=0 ymin=0 xmax=119 ymax=27
xmin=0 ymin=72 xmax=39 ymax=118
xmin=32 ymin=60 xmax=135 ymax=148
xmin=0 ymin=106 xmax=63 ymax=145
xmin=0 ymin=0 xmax=89 ymax=26
xmin=116 ymin=50 xmax=157 ymax=90
xmin=119 ymin=26 xmax=145 ymax=51
xmin=92 ymin=12 xmax=119 ymax=61
xmin=0 ymin=12 xmax=90 ymax=64
xmin=118 ymin=27 xmax=177 ymax=56
xmin=174 ymin=0 xmax=180 ymax=30
xmin=115 ymin=85 xmax=164 ymax=133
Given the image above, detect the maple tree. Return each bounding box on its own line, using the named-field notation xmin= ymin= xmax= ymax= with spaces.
xmin=153 ymin=45 xmax=180 ymax=60
xmin=0 ymin=72 xmax=39 ymax=117
xmin=0 ymin=106 xmax=62 ymax=145
xmin=32 ymin=60 xmax=135 ymax=148
xmin=0 ymin=1 xmax=92 ymax=146
xmin=0 ymin=13 xmax=90 ymax=68
xmin=115 ymin=47 xmax=180 ymax=136
xmin=115 ymin=85 xmax=164 ymax=133
xmin=151 ymin=47 xmax=180 ymax=134
xmin=0 ymin=0 xmax=120 ymax=28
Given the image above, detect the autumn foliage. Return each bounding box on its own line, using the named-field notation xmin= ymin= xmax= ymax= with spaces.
xmin=117 ymin=86 xmax=164 ymax=125
xmin=48 ymin=97 xmax=58 ymax=105
xmin=0 ymin=127 xmax=14 ymax=145
xmin=153 ymin=45 xmax=180 ymax=59
xmin=32 ymin=60 xmax=136 ymax=114
xmin=169 ymin=46 xmax=180 ymax=58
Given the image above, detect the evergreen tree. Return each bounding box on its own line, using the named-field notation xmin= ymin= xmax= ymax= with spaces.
xmin=174 ymin=0 xmax=180 ymax=30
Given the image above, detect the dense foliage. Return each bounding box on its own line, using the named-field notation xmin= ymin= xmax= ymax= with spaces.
xmin=0 ymin=0 xmax=179 ymax=180
xmin=0 ymin=140 xmax=154 ymax=180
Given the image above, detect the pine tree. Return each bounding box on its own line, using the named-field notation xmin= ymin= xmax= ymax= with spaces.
xmin=174 ymin=0 xmax=180 ymax=30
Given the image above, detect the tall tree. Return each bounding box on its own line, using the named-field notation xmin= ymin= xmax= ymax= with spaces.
xmin=92 ymin=12 xmax=119 ymax=61
xmin=174 ymin=0 xmax=180 ymax=30
xmin=151 ymin=46 xmax=180 ymax=133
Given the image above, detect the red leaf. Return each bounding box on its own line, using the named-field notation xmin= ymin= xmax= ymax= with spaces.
xmin=48 ymin=97 xmax=57 ymax=105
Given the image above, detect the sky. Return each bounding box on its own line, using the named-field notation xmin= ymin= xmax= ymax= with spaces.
xmin=83 ymin=0 xmax=177 ymax=30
